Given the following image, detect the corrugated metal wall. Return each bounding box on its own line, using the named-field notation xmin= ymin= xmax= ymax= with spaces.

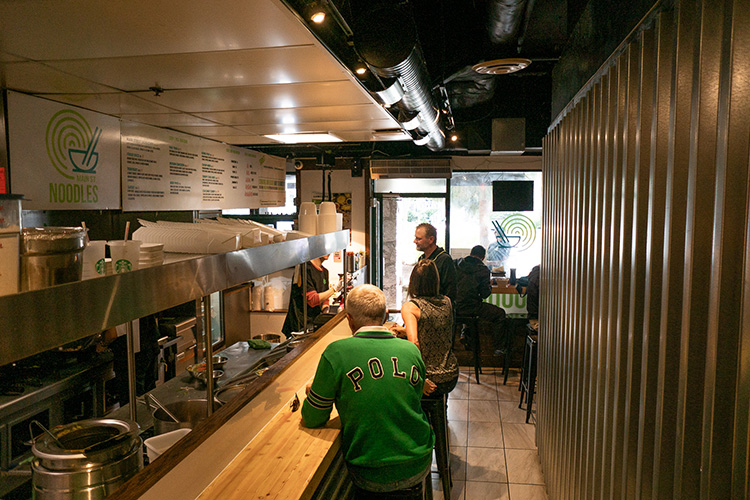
xmin=539 ymin=0 xmax=750 ymax=498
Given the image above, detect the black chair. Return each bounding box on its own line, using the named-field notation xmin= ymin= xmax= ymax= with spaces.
xmin=454 ymin=315 xmax=482 ymax=383
xmin=421 ymin=393 xmax=451 ymax=499
xmin=353 ymin=473 xmax=433 ymax=499
xmin=518 ymin=328 xmax=538 ymax=423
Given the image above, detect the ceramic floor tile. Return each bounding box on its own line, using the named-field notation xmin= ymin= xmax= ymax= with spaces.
xmin=469 ymin=381 xmax=499 ymax=400
xmin=505 ymin=448 xmax=545 ymax=485
xmin=499 ymin=401 xmax=530 ymax=424
xmin=502 ymin=423 xmax=537 ymax=449
xmin=468 ymin=399 xmax=501 ymax=422
xmin=508 ymin=483 xmax=548 ymax=499
xmin=448 ymin=399 xmax=469 ymax=422
xmin=450 ymin=446 xmax=468 ymax=481
xmin=449 ymin=418 xmax=468 ymax=448
xmin=431 ymin=477 xmax=466 ymax=500
xmin=451 ymin=382 xmax=470 ymax=400
xmin=464 ymin=480 xmax=510 ymax=500
xmin=465 ymin=447 xmax=507 ymax=482
xmin=497 ymin=383 xmax=522 ymax=402
xmin=467 ymin=421 xmax=503 ymax=448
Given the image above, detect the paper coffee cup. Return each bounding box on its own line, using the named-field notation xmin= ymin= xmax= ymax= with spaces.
xmin=108 ymin=240 xmax=141 ymax=273
xmin=82 ymin=240 xmax=106 ymax=278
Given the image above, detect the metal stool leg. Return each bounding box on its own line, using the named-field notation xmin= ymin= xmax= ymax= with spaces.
xmin=471 ymin=318 xmax=481 ymax=384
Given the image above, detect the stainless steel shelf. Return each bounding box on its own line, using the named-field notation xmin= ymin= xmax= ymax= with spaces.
xmin=0 ymin=231 xmax=349 ymax=366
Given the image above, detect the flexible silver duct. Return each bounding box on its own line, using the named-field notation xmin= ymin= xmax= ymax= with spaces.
xmin=487 ymin=0 xmax=528 ymax=45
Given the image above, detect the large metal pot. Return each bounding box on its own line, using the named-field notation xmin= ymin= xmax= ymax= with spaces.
xmin=31 ymin=418 xmax=142 ymax=500
xmin=152 ymin=399 xmax=220 ymax=435
xmin=21 ymin=227 xmax=86 ymax=291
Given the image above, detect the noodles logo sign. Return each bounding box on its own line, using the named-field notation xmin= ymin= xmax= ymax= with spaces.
xmin=45 ymin=109 xmax=101 ymax=204
xmin=498 ymin=214 xmax=537 ymax=251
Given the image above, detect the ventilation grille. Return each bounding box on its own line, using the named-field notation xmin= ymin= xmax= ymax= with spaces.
xmin=370 ymin=159 xmax=451 ymax=179
xmin=472 ymin=58 xmax=531 ymax=75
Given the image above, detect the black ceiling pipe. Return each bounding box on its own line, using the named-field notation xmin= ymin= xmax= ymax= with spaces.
xmin=487 ymin=0 xmax=528 ymax=45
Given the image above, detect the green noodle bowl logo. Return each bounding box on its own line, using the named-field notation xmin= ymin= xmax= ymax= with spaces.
xmin=497 ymin=214 xmax=537 ymax=251
xmin=46 ymin=110 xmax=102 ymax=180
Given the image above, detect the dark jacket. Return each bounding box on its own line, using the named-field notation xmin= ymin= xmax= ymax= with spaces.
xmin=420 ymin=247 xmax=457 ymax=303
xmin=454 ymin=256 xmax=492 ymax=316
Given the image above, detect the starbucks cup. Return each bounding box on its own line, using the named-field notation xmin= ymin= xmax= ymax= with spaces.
xmin=82 ymin=240 xmax=107 ymax=278
xmin=108 ymin=240 xmax=141 ymax=273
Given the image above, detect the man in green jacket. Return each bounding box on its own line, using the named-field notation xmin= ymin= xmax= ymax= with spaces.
xmin=302 ymin=284 xmax=434 ymax=497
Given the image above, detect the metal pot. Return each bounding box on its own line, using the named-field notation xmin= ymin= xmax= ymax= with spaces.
xmin=31 ymin=418 xmax=142 ymax=500
xmin=152 ymin=399 xmax=220 ymax=435
xmin=21 ymin=227 xmax=86 ymax=291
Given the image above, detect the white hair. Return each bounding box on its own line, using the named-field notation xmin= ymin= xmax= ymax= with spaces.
xmin=345 ymin=284 xmax=386 ymax=328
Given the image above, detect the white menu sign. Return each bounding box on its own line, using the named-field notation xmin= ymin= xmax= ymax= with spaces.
xmin=122 ymin=122 xmax=284 ymax=211
xmin=8 ymin=92 xmax=121 ymax=210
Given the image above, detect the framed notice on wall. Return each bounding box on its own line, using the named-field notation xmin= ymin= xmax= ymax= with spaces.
xmin=7 ymin=92 xmax=121 ymax=210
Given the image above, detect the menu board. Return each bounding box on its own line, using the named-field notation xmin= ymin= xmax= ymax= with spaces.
xmin=121 ymin=122 xmax=285 ymax=211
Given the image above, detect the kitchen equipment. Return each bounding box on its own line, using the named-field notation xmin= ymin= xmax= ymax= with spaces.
xmin=146 ymin=394 xmax=179 ymax=423
xmin=21 ymin=227 xmax=86 ymax=291
xmin=152 ymin=399 xmax=219 ymax=435
xmin=30 ymin=418 xmax=142 ymax=500
xmin=253 ymin=334 xmax=281 ymax=343
xmin=187 ymin=365 xmax=224 ymax=384
xmin=144 ymin=428 xmax=191 ymax=463
xmin=214 ymin=384 xmax=247 ymax=405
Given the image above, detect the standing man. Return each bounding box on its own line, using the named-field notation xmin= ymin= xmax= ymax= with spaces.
xmin=302 ymin=285 xmax=434 ymax=498
xmin=414 ymin=222 xmax=457 ymax=303
xmin=455 ymin=245 xmax=507 ymax=354
xmin=282 ymin=254 xmax=340 ymax=336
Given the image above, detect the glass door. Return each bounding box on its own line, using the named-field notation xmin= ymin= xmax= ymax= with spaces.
xmin=379 ymin=195 xmax=447 ymax=310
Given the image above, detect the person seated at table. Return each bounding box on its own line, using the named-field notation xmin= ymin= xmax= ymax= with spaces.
xmin=281 ymin=254 xmax=340 ymax=336
xmin=454 ymin=245 xmax=507 ymax=355
xmin=394 ymin=259 xmax=459 ymax=397
xmin=302 ymin=285 xmax=434 ymax=499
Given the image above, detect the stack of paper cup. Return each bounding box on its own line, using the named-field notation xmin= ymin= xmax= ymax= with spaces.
xmin=318 ymin=202 xmax=337 ymax=234
xmin=108 ymin=240 xmax=141 ymax=273
xmin=298 ymin=202 xmax=318 ymax=235
xmin=81 ymin=240 xmax=106 ymax=279
xmin=139 ymin=242 xmax=164 ymax=268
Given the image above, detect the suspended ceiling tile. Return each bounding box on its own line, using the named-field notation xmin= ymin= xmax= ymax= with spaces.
xmin=213 ymin=135 xmax=281 ymax=146
xmin=334 ymin=130 xmax=411 ymax=142
xmin=47 ymin=46 xmax=349 ymax=91
xmin=169 ymin=126 xmax=253 ymax=137
xmin=132 ymin=81 xmax=374 ymax=113
xmin=0 ymin=0 xmax=312 ymax=60
xmin=240 ymin=119 xmax=401 ymax=135
xmin=0 ymin=61 xmax=116 ymax=94
xmin=120 ymin=114 xmax=218 ymax=128
xmin=34 ymin=93 xmax=176 ymax=116
xmin=196 ymin=104 xmax=396 ymax=126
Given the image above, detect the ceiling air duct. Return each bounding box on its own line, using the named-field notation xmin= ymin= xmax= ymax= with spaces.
xmin=353 ymin=3 xmax=445 ymax=151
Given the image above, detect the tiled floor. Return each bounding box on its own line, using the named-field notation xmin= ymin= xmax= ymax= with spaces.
xmin=430 ymin=367 xmax=546 ymax=500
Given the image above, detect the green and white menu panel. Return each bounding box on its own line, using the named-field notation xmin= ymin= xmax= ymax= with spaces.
xmin=121 ymin=122 xmax=285 ymax=211
xmin=7 ymin=92 xmax=121 ymax=210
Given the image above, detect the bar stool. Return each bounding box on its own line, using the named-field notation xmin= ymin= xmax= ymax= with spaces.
xmin=353 ymin=474 xmax=433 ymax=500
xmin=421 ymin=393 xmax=452 ymax=499
xmin=518 ymin=329 xmax=538 ymax=423
xmin=454 ymin=315 xmax=482 ymax=383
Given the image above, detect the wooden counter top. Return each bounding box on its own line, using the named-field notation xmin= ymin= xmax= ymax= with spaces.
xmin=136 ymin=316 xmax=352 ymax=500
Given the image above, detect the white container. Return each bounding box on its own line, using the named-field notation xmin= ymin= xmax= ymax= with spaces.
xmin=336 ymin=213 xmax=343 ymax=231
xmin=82 ymin=240 xmax=106 ymax=278
xmin=298 ymin=202 xmax=317 ymax=235
xmin=144 ymin=428 xmax=191 ymax=463
xmin=0 ymin=233 xmax=19 ymax=296
xmin=108 ymin=240 xmax=141 ymax=273
xmin=251 ymin=282 xmax=264 ymax=311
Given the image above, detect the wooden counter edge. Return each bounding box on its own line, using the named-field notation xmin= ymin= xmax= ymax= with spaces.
xmin=107 ymin=311 xmax=348 ymax=500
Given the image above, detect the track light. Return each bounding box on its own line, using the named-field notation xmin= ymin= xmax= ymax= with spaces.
xmin=355 ymin=66 xmax=367 ymax=75
xmin=311 ymin=10 xmax=326 ymax=23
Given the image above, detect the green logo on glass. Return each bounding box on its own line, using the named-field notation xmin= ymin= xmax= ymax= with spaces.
xmin=46 ymin=110 xmax=102 ymax=180
xmin=496 ymin=214 xmax=537 ymax=251
xmin=114 ymin=259 xmax=132 ymax=273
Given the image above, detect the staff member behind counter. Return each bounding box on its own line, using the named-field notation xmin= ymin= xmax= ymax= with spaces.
xmin=282 ymin=254 xmax=342 ymax=336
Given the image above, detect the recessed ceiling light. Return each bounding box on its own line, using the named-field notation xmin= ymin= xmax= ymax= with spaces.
xmin=311 ymin=11 xmax=326 ymax=23
xmin=472 ymin=58 xmax=532 ymax=75
xmin=355 ymin=67 xmax=367 ymax=75
xmin=265 ymin=133 xmax=342 ymax=144
xmin=451 ymin=135 xmax=458 ymax=142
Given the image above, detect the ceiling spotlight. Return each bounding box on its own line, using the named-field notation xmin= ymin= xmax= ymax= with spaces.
xmin=355 ymin=66 xmax=367 ymax=75
xmin=311 ymin=10 xmax=326 ymax=23
xmin=451 ymin=134 xmax=458 ymax=142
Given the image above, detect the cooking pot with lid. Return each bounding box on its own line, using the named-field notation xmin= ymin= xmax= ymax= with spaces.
xmin=31 ymin=418 xmax=142 ymax=500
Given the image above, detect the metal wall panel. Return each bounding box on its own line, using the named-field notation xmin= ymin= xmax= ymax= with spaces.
xmin=540 ymin=0 xmax=750 ymax=498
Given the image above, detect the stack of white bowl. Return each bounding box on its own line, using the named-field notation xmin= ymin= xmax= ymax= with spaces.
xmin=139 ymin=242 xmax=164 ymax=268
xmin=299 ymin=202 xmax=318 ymax=235
xmin=318 ymin=202 xmax=338 ymax=234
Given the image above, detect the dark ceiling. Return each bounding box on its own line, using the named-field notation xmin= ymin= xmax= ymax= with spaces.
xmin=253 ymin=0 xmax=590 ymax=161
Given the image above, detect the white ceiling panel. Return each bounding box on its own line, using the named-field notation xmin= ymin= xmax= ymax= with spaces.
xmin=213 ymin=135 xmax=281 ymax=146
xmin=1 ymin=62 xmax=116 ymax=94
xmin=132 ymin=81 xmax=375 ymax=113
xmin=195 ymin=104 xmax=396 ymax=126
xmin=169 ymin=126 xmax=254 ymax=137
xmin=240 ymin=120 xmax=402 ymax=135
xmin=120 ymin=114 xmax=219 ymax=128
xmin=0 ymin=0 xmax=312 ymax=60
xmin=34 ymin=93 xmax=177 ymax=116
xmin=47 ymin=46 xmax=349 ymax=91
